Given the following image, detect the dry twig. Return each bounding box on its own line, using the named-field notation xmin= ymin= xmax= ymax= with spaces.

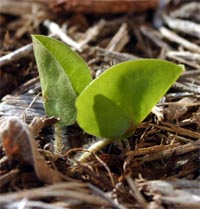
xmin=0 ymin=44 xmax=33 ymax=67
xmin=106 ymin=23 xmax=129 ymax=52
xmin=163 ymin=15 xmax=200 ymax=38
xmin=159 ymin=27 xmax=200 ymax=53
xmin=44 ymin=20 xmax=82 ymax=51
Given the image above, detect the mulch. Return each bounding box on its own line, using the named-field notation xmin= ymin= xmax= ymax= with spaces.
xmin=0 ymin=0 xmax=199 ymax=208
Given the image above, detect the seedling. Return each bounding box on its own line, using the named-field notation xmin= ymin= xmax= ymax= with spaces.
xmin=32 ymin=35 xmax=184 ymax=161
xmin=32 ymin=35 xmax=92 ymax=153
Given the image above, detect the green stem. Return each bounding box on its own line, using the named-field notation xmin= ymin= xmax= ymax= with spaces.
xmin=77 ymin=138 xmax=115 ymax=162
xmin=54 ymin=124 xmax=64 ymax=155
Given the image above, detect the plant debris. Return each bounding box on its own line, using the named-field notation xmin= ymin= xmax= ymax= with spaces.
xmin=0 ymin=0 xmax=199 ymax=208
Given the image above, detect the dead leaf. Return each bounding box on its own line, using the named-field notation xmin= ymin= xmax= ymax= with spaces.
xmin=164 ymin=97 xmax=197 ymax=121
xmin=0 ymin=116 xmax=68 ymax=184
xmin=29 ymin=116 xmax=58 ymax=136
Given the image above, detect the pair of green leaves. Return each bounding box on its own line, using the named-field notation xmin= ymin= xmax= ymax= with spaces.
xmin=32 ymin=35 xmax=184 ymax=140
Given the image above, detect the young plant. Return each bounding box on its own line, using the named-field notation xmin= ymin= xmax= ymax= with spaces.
xmin=76 ymin=59 xmax=184 ymax=161
xmin=32 ymin=35 xmax=184 ymax=160
xmin=32 ymin=35 xmax=92 ymax=154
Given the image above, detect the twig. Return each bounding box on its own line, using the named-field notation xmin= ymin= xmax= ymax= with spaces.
xmin=8 ymin=200 xmax=66 ymax=209
xmin=95 ymin=47 xmax=138 ymax=62
xmin=170 ymin=2 xmax=200 ymax=22
xmin=0 ymin=182 xmax=109 ymax=206
xmin=93 ymin=153 xmax=115 ymax=187
xmin=140 ymin=26 xmax=171 ymax=50
xmin=43 ymin=20 xmax=82 ymax=52
xmin=165 ymin=92 xmax=198 ymax=100
xmin=167 ymin=53 xmax=200 ymax=69
xmin=16 ymin=76 xmax=40 ymax=94
xmin=89 ymin=184 xmax=127 ymax=209
xmin=79 ymin=19 xmax=106 ymax=48
xmin=0 ymin=169 xmax=20 ymax=188
xmin=22 ymin=92 xmax=41 ymax=120
xmin=0 ymin=20 xmax=83 ymax=67
xmin=181 ymin=69 xmax=200 ymax=78
xmin=157 ymin=122 xmax=200 ymax=139
xmin=126 ymin=176 xmax=148 ymax=209
xmin=163 ymin=15 xmax=200 ymax=38
xmin=166 ymin=51 xmax=200 ymax=63
xmin=173 ymin=82 xmax=200 ymax=94
xmin=140 ymin=139 xmax=200 ymax=163
xmin=106 ymin=23 xmax=129 ymax=52
xmin=159 ymin=27 xmax=200 ymax=53
xmin=140 ymin=179 xmax=200 ymax=207
xmin=0 ymin=44 xmax=33 ymax=67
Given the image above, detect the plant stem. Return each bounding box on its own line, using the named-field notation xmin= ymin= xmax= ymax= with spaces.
xmin=54 ymin=124 xmax=64 ymax=155
xmin=77 ymin=138 xmax=115 ymax=162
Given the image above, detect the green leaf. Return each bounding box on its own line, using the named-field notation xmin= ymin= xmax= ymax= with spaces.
xmin=32 ymin=35 xmax=92 ymax=126
xmin=76 ymin=59 xmax=184 ymax=139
